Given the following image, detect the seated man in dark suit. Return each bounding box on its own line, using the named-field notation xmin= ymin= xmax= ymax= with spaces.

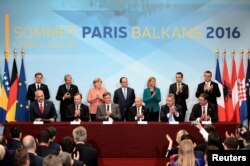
xmin=22 ymin=135 xmax=43 ymax=166
xmin=189 ymin=93 xmax=218 ymax=122
xmin=7 ymin=125 xmax=22 ymax=151
xmin=27 ymin=72 xmax=50 ymax=103
xmin=65 ymin=93 xmax=90 ymax=121
xmin=29 ymin=90 xmax=58 ymax=122
xmin=127 ymin=96 xmax=150 ymax=121
xmin=96 ymin=92 xmax=121 ymax=121
xmin=160 ymin=93 xmax=183 ymax=122
xmin=36 ymin=130 xmax=59 ymax=158
xmin=73 ymin=126 xmax=98 ymax=166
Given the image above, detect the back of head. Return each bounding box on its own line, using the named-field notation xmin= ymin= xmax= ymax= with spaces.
xmin=177 ymin=140 xmax=195 ymax=166
xmin=72 ymin=126 xmax=87 ymax=143
xmin=224 ymin=137 xmax=239 ymax=150
xmin=58 ymin=152 xmax=72 ymax=166
xmin=176 ymin=129 xmax=189 ymax=144
xmin=61 ymin=136 xmax=75 ymax=153
xmin=43 ymin=154 xmax=62 ymax=166
xmin=0 ymin=144 xmax=6 ymax=160
xmin=242 ymin=131 xmax=250 ymax=144
xmin=181 ymin=134 xmax=195 ymax=144
xmin=208 ymin=131 xmax=222 ymax=149
xmin=22 ymin=135 xmax=36 ymax=151
xmin=10 ymin=125 xmax=21 ymax=139
xmin=37 ymin=130 xmax=50 ymax=144
xmin=13 ymin=147 xmax=29 ymax=166
xmin=46 ymin=126 xmax=57 ymax=140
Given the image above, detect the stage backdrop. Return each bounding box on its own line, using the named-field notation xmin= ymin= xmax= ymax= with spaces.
xmin=1 ymin=0 xmax=249 ymax=120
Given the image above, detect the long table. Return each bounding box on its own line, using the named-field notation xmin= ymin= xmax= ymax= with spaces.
xmin=3 ymin=122 xmax=237 ymax=158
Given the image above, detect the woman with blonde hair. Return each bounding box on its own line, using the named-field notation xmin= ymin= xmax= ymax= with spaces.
xmin=170 ymin=140 xmax=204 ymax=166
xmin=87 ymin=78 xmax=107 ymax=121
xmin=143 ymin=77 xmax=161 ymax=121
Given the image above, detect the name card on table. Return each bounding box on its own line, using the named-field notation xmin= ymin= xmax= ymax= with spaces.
xmin=169 ymin=121 xmax=179 ymax=125
xmin=33 ymin=121 xmax=44 ymax=125
xmin=137 ymin=121 xmax=148 ymax=125
xmin=201 ymin=121 xmax=212 ymax=125
xmin=103 ymin=121 xmax=113 ymax=125
xmin=70 ymin=120 xmax=81 ymax=125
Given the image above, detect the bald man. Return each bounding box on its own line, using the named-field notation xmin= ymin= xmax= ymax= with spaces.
xmin=22 ymin=135 xmax=43 ymax=166
xmin=29 ymin=90 xmax=58 ymax=122
xmin=127 ymin=97 xmax=150 ymax=121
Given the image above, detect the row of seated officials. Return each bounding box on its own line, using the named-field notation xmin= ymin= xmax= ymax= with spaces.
xmin=29 ymin=90 xmax=217 ymax=123
xmin=1 ymin=122 xmax=250 ymax=166
xmin=27 ymin=71 xmax=220 ymax=123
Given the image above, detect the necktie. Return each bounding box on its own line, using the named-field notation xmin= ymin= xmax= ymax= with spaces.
xmin=66 ymin=85 xmax=70 ymax=92
xmin=37 ymin=84 xmax=40 ymax=90
xmin=107 ymin=105 xmax=110 ymax=112
xmin=137 ymin=107 xmax=140 ymax=114
xmin=40 ymin=103 xmax=44 ymax=114
xmin=169 ymin=114 xmax=174 ymax=122
xmin=123 ymin=88 xmax=127 ymax=99
xmin=202 ymin=106 xmax=205 ymax=115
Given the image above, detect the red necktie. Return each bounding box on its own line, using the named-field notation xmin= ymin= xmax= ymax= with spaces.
xmin=40 ymin=103 xmax=44 ymax=114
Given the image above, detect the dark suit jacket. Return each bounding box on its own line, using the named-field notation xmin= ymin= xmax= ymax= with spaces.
xmin=65 ymin=103 xmax=90 ymax=121
xmin=27 ymin=83 xmax=50 ymax=102
xmin=36 ymin=145 xmax=59 ymax=158
xmin=189 ymin=102 xmax=218 ymax=122
xmin=29 ymin=100 xmax=58 ymax=122
xmin=160 ymin=104 xmax=183 ymax=122
xmin=169 ymin=83 xmax=189 ymax=111
xmin=96 ymin=103 xmax=121 ymax=121
xmin=113 ymin=87 xmax=135 ymax=119
xmin=195 ymin=81 xmax=221 ymax=106
xmin=75 ymin=144 xmax=98 ymax=166
xmin=55 ymin=84 xmax=79 ymax=121
xmin=6 ymin=138 xmax=22 ymax=151
xmin=127 ymin=105 xmax=150 ymax=121
xmin=28 ymin=152 xmax=43 ymax=166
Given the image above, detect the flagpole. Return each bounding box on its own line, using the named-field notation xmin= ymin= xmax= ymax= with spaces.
xmin=247 ymin=49 xmax=250 ymax=129
xmin=21 ymin=48 xmax=25 ymax=59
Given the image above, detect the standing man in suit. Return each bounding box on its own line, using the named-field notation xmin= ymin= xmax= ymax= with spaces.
xmin=189 ymin=93 xmax=218 ymax=122
xmin=169 ymin=72 xmax=189 ymax=122
xmin=29 ymin=90 xmax=58 ymax=122
xmin=65 ymin=93 xmax=90 ymax=121
xmin=27 ymin=72 xmax=50 ymax=103
xmin=96 ymin=92 xmax=121 ymax=121
xmin=73 ymin=126 xmax=98 ymax=166
xmin=7 ymin=125 xmax=22 ymax=151
xmin=56 ymin=74 xmax=79 ymax=121
xmin=127 ymin=96 xmax=150 ymax=121
xmin=160 ymin=93 xmax=183 ymax=122
xmin=195 ymin=71 xmax=221 ymax=108
xmin=113 ymin=77 xmax=135 ymax=121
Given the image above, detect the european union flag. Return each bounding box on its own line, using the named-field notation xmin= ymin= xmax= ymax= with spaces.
xmin=15 ymin=58 xmax=29 ymax=121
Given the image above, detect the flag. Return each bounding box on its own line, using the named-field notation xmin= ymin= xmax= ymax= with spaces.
xmin=222 ymin=57 xmax=234 ymax=121
xmin=6 ymin=58 xmax=19 ymax=122
xmin=16 ymin=57 xmax=29 ymax=121
xmin=238 ymin=56 xmax=248 ymax=122
xmin=215 ymin=58 xmax=226 ymax=121
xmin=0 ymin=59 xmax=10 ymax=123
xmin=231 ymin=56 xmax=240 ymax=122
xmin=246 ymin=57 xmax=250 ymax=119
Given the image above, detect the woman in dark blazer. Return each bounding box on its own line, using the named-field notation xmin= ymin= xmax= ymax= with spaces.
xmin=143 ymin=77 xmax=161 ymax=121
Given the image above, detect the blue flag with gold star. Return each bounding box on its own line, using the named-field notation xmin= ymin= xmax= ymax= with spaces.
xmin=15 ymin=58 xmax=29 ymax=121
